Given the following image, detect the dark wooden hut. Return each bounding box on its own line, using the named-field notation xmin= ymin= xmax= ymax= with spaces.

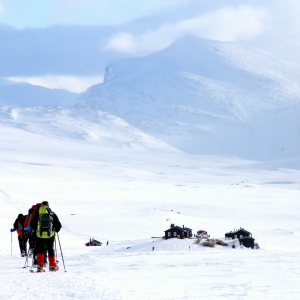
xmin=225 ymin=228 xmax=252 ymax=239
xmin=164 ymin=224 xmax=192 ymax=239
xmin=225 ymin=227 xmax=255 ymax=249
xmin=85 ymin=238 xmax=102 ymax=246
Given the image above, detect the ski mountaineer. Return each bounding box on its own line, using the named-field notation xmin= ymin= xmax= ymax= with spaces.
xmin=11 ymin=214 xmax=29 ymax=257
xmin=28 ymin=201 xmax=62 ymax=272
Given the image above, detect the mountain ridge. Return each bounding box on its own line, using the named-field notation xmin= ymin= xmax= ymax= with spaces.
xmin=75 ymin=35 xmax=300 ymax=160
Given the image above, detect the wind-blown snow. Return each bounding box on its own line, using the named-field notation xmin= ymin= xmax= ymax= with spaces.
xmin=76 ymin=36 xmax=300 ymax=160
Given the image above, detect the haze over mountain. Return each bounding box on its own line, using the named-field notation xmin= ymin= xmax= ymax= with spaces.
xmin=0 ymin=79 xmax=77 ymax=107
xmin=76 ymin=35 xmax=300 ymax=160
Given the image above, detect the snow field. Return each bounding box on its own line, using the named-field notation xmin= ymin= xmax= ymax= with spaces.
xmin=1 ymin=131 xmax=300 ymax=299
xmin=0 ymin=34 xmax=299 ymax=299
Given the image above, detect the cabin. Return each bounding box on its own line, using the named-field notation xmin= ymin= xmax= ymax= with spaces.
xmin=225 ymin=227 xmax=255 ymax=249
xmin=85 ymin=238 xmax=102 ymax=246
xmin=225 ymin=228 xmax=251 ymax=239
xmin=164 ymin=224 xmax=192 ymax=239
xmin=239 ymin=236 xmax=255 ymax=248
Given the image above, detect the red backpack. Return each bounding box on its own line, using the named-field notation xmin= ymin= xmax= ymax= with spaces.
xmin=28 ymin=203 xmax=41 ymax=228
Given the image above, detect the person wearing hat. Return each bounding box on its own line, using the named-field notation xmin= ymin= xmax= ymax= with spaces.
xmin=28 ymin=201 xmax=62 ymax=272
xmin=11 ymin=213 xmax=29 ymax=257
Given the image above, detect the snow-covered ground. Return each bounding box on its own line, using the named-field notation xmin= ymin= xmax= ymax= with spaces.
xmin=0 ymin=120 xmax=300 ymax=299
xmin=0 ymin=35 xmax=299 ymax=299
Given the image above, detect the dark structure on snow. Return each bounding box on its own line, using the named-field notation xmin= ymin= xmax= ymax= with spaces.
xmin=85 ymin=238 xmax=102 ymax=246
xmin=225 ymin=228 xmax=255 ymax=249
xmin=164 ymin=224 xmax=192 ymax=239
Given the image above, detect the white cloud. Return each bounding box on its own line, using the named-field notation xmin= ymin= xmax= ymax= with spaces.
xmin=7 ymin=75 xmax=103 ymax=93
xmin=103 ymin=5 xmax=271 ymax=56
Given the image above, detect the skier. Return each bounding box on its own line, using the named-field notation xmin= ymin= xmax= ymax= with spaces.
xmin=11 ymin=214 xmax=29 ymax=257
xmin=29 ymin=201 xmax=62 ymax=272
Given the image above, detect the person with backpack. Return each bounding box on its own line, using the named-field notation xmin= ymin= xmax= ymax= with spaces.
xmin=28 ymin=201 xmax=62 ymax=272
xmin=10 ymin=214 xmax=29 ymax=257
xmin=24 ymin=206 xmax=36 ymax=257
xmin=25 ymin=203 xmax=49 ymax=267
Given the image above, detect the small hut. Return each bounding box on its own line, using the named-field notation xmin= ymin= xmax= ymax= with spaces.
xmin=225 ymin=228 xmax=252 ymax=239
xmin=85 ymin=238 xmax=102 ymax=246
xmin=164 ymin=224 xmax=192 ymax=239
xmin=225 ymin=228 xmax=255 ymax=249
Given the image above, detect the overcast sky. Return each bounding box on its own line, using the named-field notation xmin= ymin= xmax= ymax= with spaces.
xmin=1 ymin=0 xmax=299 ymax=92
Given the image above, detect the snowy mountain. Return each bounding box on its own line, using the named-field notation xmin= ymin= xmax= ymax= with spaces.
xmin=1 ymin=36 xmax=300 ymax=299
xmin=76 ymin=35 xmax=300 ymax=160
xmin=0 ymin=106 xmax=176 ymax=152
xmin=0 ymin=79 xmax=77 ymax=107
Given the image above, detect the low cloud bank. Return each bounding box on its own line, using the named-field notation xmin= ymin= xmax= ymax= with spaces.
xmin=103 ymin=5 xmax=271 ymax=56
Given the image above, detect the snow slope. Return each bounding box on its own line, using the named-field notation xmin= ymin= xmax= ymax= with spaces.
xmin=1 ymin=35 xmax=300 ymax=299
xmin=0 ymin=106 xmax=176 ymax=152
xmin=0 ymin=123 xmax=300 ymax=299
xmin=0 ymin=79 xmax=77 ymax=107
xmin=76 ymin=36 xmax=300 ymax=160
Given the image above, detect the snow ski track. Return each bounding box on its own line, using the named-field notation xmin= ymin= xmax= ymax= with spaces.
xmin=0 ymin=188 xmax=25 ymax=213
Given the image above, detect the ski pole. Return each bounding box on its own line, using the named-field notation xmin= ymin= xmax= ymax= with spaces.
xmin=57 ymin=233 xmax=67 ymax=272
xmin=54 ymin=234 xmax=59 ymax=263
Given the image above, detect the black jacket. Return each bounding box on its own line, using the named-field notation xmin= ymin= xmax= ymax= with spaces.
xmin=13 ymin=215 xmax=28 ymax=233
xmin=31 ymin=208 xmax=62 ymax=233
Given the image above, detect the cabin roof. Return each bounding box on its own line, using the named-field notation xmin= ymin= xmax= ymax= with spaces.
xmin=225 ymin=228 xmax=251 ymax=235
xmin=165 ymin=226 xmax=192 ymax=232
xmin=85 ymin=239 xmax=102 ymax=245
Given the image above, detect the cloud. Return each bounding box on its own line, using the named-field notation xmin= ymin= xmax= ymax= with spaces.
xmin=103 ymin=5 xmax=271 ymax=56
xmin=7 ymin=75 xmax=104 ymax=93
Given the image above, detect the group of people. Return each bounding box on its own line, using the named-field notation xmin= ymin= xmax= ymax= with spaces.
xmin=11 ymin=201 xmax=62 ymax=272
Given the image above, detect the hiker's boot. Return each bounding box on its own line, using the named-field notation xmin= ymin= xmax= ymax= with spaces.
xmin=32 ymin=255 xmax=38 ymax=268
xmin=36 ymin=253 xmax=44 ymax=271
xmin=37 ymin=266 xmax=44 ymax=273
xmin=49 ymin=255 xmax=59 ymax=272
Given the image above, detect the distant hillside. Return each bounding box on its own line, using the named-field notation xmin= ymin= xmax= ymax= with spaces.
xmin=75 ymin=35 xmax=300 ymax=160
xmin=0 ymin=79 xmax=77 ymax=107
xmin=0 ymin=106 xmax=177 ymax=152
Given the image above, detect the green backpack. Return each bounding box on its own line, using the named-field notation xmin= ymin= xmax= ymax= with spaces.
xmin=37 ymin=205 xmax=54 ymax=239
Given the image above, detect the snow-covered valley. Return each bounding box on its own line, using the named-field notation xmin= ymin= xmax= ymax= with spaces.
xmin=0 ymin=35 xmax=300 ymax=299
xmin=1 ymin=119 xmax=300 ymax=299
